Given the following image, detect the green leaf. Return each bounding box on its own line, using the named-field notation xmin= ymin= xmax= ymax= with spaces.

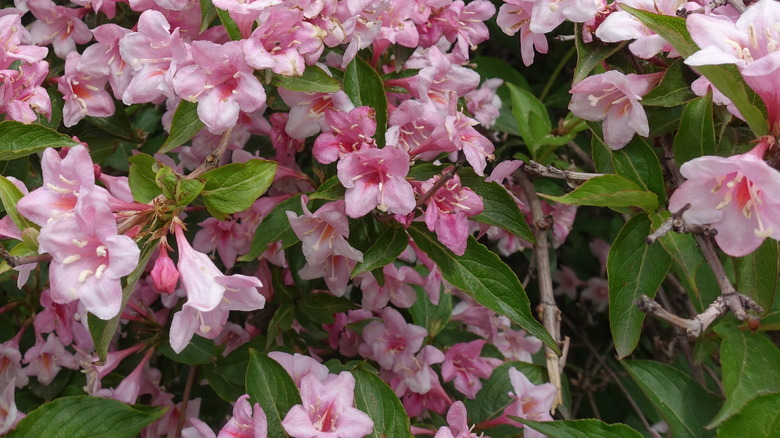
xmin=343 ymin=56 xmax=387 ymax=147
xmin=407 ymin=223 xmax=558 ymax=352
xmin=607 ymin=215 xmax=672 ymax=358
xmin=408 ymin=284 xmax=451 ymax=339
xmin=674 ymin=94 xmax=716 ymax=165
xmin=216 ymin=7 xmax=242 ymax=40
xmin=245 ymin=350 xmax=302 ymax=438
xmin=308 ymin=175 xmax=345 ymax=201
xmin=154 ymin=165 xmax=177 ymax=200
xmin=620 ymin=5 xmax=768 ymax=136
xmin=89 ymin=244 xmax=155 ymax=361
xmin=297 ymin=293 xmax=357 ymax=325
xmin=0 ymin=175 xmax=34 ymax=232
xmin=351 ymin=226 xmax=409 ymax=278
xmin=506 ymin=83 xmax=551 ymax=158
xmin=465 ymin=362 xmax=545 ymax=425
xmin=513 ymin=419 xmax=644 ymax=438
xmin=708 ymin=324 xmax=780 ymax=427
xmin=0 ymin=121 xmax=80 ymax=161
xmin=85 ymin=104 xmax=136 ymax=141
xmin=159 ymin=335 xmax=217 ymax=365
xmin=623 ymin=360 xmax=718 ymax=438
xmin=733 ymin=239 xmax=778 ymax=314
xmin=239 ymin=195 xmax=303 ymax=262
xmin=611 ymin=137 xmax=666 ymax=203
xmin=199 ymin=0 xmax=218 ymax=33
xmin=459 ymin=170 xmax=535 ymax=244
xmin=128 ymin=153 xmax=162 ymax=203
xmin=176 ymin=177 xmax=206 ymax=206
xmin=351 ymin=366 xmax=412 ymax=438
xmin=717 ymin=393 xmax=780 ymax=438
xmin=158 ymin=100 xmax=204 ymax=154
xmin=471 ymin=56 xmax=531 ymax=91
xmin=201 ymin=159 xmax=278 ymax=220
xmin=642 ymin=60 xmax=697 ymax=107
xmin=538 ymin=174 xmax=658 ymax=211
xmin=204 ymin=337 xmax=266 ymax=402
xmin=8 ymin=396 xmax=166 ymax=438
xmin=573 ymin=24 xmax=626 ymax=84
xmin=272 ymin=65 xmax=342 ymax=93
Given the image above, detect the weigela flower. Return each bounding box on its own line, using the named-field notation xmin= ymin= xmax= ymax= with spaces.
xmin=281 ymin=371 xmax=374 ymax=438
xmin=356 ymin=263 xmax=423 ymax=310
xmin=313 ymin=106 xmax=377 ymax=164
xmin=58 ymin=52 xmax=115 ymax=127
xmin=434 ymin=401 xmax=479 ymax=438
xmin=150 ymin=244 xmax=180 ymax=294
xmin=464 ymin=78 xmax=503 ymax=128
xmin=668 ymin=137 xmax=780 ymax=257
xmin=595 ymin=0 xmax=682 ymax=59
xmin=0 ymin=379 xmax=24 ymax=435
xmin=268 ymin=351 xmax=329 ymax=387
xmin=359 ymin=307 xmax=427 ymax=372
xmin=217 ymin=394 xmax=268 ymax=438
xmin=441 ymin=339 xmax=502 ymax=399
xmin=0 ymin=61 xmax=51 ymax=124
xmin=497 ymin=0 xmax=548 ymax=66
xmin=278 ymin=87 xmax=353 ymax=139
xmin=23 ymin=334 xmax=79 ymax=385
xmin=568 ymin=70 xmax=661 ymax=150
xmin=0 ymin=13 xmax=48 ymax=69
xmin=174 ymin=39 xmax=267 ymax=134
xmin=503 ymin=367 xmax=557 ymax=438
xmin=193 ymin=217 xmax=253 ymax=270
xmin=337 ymin=146 xmax=416 ymax=218
xmin=27 ymin=0 xmax=92 ymax=59
xmin=79 ymin=24 xmax=133 ymax=100
xmin=287 ymin=198 xmax=363 ymax=267
xmin=419 ymin=173 xmax=484 ymax=255
xmin=0 ymin=337 xmax=28 ymax=389
xmin=37 ymin=189 xmax=140 ymax=320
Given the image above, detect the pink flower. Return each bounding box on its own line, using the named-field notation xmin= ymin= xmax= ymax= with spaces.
xmin=0 ymin=337 xmax=28 ymax=389
xmin=193 ymin=217 xmax=253 ymax=270
xmin=278 ymin=87 xmax=353 ymax=139
xmin=23 ymin=334 xmax=79 ymax=385
xmin=27 ymin=0 xmax=92 ymax=59
xmin=494 ymin=329 xmax=542 ymax=363
xmin=441 ymin=340 xmax=502 ymax=399
xmin=79 ymin=24 xmax=133 ymax=100
xmin=0 ymin=61 xmax=51 ymax=124
xmin=359 ymin=307 xmax=427 ymax=371
xmin=569 ymin=70 xmax=661 ymax=149
xmin=150 ymin=244 xmax=180 ymax=294
xmin=337 ymin=146 xmax=416 ymax=218
xmin=281 ymin=371 xmax=374 ymax=438
xmin=37 ymin=189 xmax=140 ymax=320
xmin=464 ymin=78 xmax=503 ymax=128
xmin=173 ymin=40 xmax=266 ymax=134
xmin=58 ymin=52 xmax=115 ymax=127
xmin=434 ymin=401 xmax=479 ymax=438
xmin=356 ymin=264 xmax=422 ymax=310
xmin=581 ymin=277 xmax=609 ymax=312
xmin=0 ymin=13 xmax=48 ymax=68
xmin=497 ymin=0 xmax=548 ymax=66
xmin=268 ymin=351 xmax=329 ymax=387
xmin=287 ymin=198 xmax=363 ymax=267
xmin=503 ymin=367 xmax=557 ymax=438
xmin=217 ymin=394 xmax=268 ymax=438
xmin=668 ymin=137 xmax=780 ymax=257
xmin=313 ymin=106 xmax=377 ymax=164
xmin=0 ymin=379 xmax=24 ymax=435
xmin=419 ymin=173 xmax=484 ymax=255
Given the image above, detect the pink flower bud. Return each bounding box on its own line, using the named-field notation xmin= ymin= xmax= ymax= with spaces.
xmin=151 ymin=246 xmax=179 ymax=294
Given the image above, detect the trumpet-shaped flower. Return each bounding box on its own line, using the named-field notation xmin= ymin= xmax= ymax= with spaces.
xmin=569 ymin=70 xmax=661 ymax=149
xmin=668 ymin=138 xmax=780 ymax=257
xmin=419 ymin=173 xmax=483 ymax=255
xmin=441 ymin=340 xmax=502 ymax=399
xmin=58 ymin=52 xmax=115 ymax=127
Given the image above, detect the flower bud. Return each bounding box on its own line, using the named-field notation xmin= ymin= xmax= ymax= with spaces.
xmin=151 ymin=245 xmax=179 ymax=294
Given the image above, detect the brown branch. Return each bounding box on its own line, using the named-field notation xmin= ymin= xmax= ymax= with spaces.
xmin=0 ymin=247 xmax=51 ymax=267
xmin=517 ymin=172 xmax=563 ymax=412
xmin=174 ymin=365 xmax=198 ymax=438
xmin=416 ymin=163 xmax=462 ymax=208
xmin=185 ymin=127 xmax=234 ymax=180
xmin=522 ymin=160 xmax=603 ymax=182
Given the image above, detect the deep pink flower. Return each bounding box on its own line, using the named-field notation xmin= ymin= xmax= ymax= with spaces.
xmin=0 ymin=61 xmax=51 ymax=124
xmin=569 ymin=70 xmax=661 ymax=149
xmin=151 ymin=244 xmax=180 ymax=294
xmin=193 ymin=217 xmax=253 ymax=270
xmin=37 ymin=189 xmax=140 ymax=320
xmin=434 ymin=401 xmax=479 ymax=438
xmin=313 ymin=106 xmax=377 ymax=164
xmin=359 ymin=307 xmax=427 ymax=371
xmin=217 ymin=394 xmax=268 ymax=438
xmin=281 ymin=372 xmax=374 ymax=438
xmin=278 ymin=87 xmax=353 ymax=139
xmin=668 ymin=137 xmax=780 ymax=257
xmin=337 ymin=146 xmax=416 ymax=218
xmin=58 ymin=52 xmax=115 ymax=127
xmin=441 ymin=340 xmax=502 ymax=399
xmin=419 ymin=173 xmax=483 ymax=255
xmin=27 ymin=0 xmax=92 ymax=58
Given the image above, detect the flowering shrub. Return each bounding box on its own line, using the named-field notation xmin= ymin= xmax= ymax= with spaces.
xmin=1 ymin=0 xmax=780 ymax=437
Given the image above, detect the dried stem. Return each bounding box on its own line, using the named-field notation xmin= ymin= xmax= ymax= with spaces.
xmin=185 ymin=127 xmax=234 ymax=180
xmin=416 ymin=163 xmax=462 ymax=208
xmin=0 ymin=247 xmax=51 ymax=267
xmin=175 ymin=365 xmax=198 ymax=438
xmin=646 ymin=204 xmax=717 ymax=244
xmin=522 ymin=160 xmax=603 ymax=182
xmin=517 ymin=172 xmax=564 ymax=412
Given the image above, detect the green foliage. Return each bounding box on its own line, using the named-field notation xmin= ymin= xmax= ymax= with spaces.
xmin=344 ymin=56 xmax=387 ymax=146
xmin=674 ymin=93 xmax=716 ymax=165
xmin=240 ymin=194 xmax=303 ymax=261
xmin=158 ymin=100 xmax=204 ymax=154
xmin=513 ymin=419 xmax=644 ymax=438
xmin=272 ymin=65 xmax=342 ymax=93
xmin=200 ymin=159 xmax=278 ymax=220
xmin=351 ymin=366 xmax=413 ymax=438
xmin=0 ymin=121 xmax=81 ymax=161
xmin=245 ymin=351 xmax=302 ymax=438
xmin=539 ymin=174 xmax=658 ymax=212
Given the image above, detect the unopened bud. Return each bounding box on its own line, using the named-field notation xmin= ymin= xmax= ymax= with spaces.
xmin=151 ymin=245 xmax=179 ymax=294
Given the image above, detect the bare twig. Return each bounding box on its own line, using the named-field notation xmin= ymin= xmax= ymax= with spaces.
xmin=416 ymin=163 xmax=463 ymax=207
xmin=517 ymin=173 xmax=563 ymax=412
xmin=175 ymin=365 xmax=198 ymax=438
xmin=0 ymin=247 xmax=51 ymax=267
xmin=646 ymin=204 xmax=717 ymax=244
xmin=185 ymin=127 xmax=234 ymax=180
xmin=727 ymin=0 xmax=747 ymax=13
xmin=522 ymin=160 xmax=603 ymax=182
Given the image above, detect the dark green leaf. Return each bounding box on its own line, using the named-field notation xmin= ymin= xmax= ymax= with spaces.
xmin=0 ymin=175 xmax=35 ymax=232
xmin=351 ymin=366 xmax=412 ymax=438
xmin=611 ymin=137 xmax=666 ymax=203
xmin=573 ymin=24 xmax=626 ymax=84
xmin=708 ymin=324 xmax=780 ymax=427
xmin=308 ymin=175 xmax=345 ymax=201
xmin=216 ymin=7 xmax=242 ymax=40
xmin=607 ymin=215 xmax=672 ymax=358
xmin=351 ymin=226 xmax=409 ymax=278
xmin=238 ymin=194 xmax=303 ymax=262
xmin=538 ymin=174 xmax=658 ymax=211
xmin=717 ymin=393 xmax=780 ymax=438
xmin=199 ymin=0 xmax=218 ymax=33
xmin=620 ymin=5 xmax=767 ymax=136
xmin=7 ymin=396 xmax=166 ymax=438
xmin=128 ymin=153 xmax=162 ymax=203
xmin=176 ymin=177 xmax=206 ymax=206
xmin=0 ymin=121 xmax=80 ymax=161
xmin=674 ymin=94 xmax=716 ymax=164
xmin=245 ymin=350 xmax=301 ymax=438
xmin=408 ymin=284 xmax=451 ymax=339
xmin=89 ymin=244 xmax=155 ymax=361
xmin=297 ymin=293 xmax=358 ymax=324
xmin=514 ymin=419 xmax=643 ymax=438
xmin=159 ymin=335 xmax=217 ymax=365
xmin=459 ymin=170 xmax=535 ymax=244
xmin=344 ymin=56 xmax=387 ymax=146
xmin=158 ymin=100 xmax=204 ymax=154
xmin=624 ymin=360 xmax=718 ymax=438
xmin=201 ymin=159 xmax=278 ymax=220
xmin=86 ymin=104 xmax=136 ymax=141
xmin=204 ymin=336 xmax=266 ymax=402
xmin=154 ymin=165 xmax=177 ymax=200
xmin=407 ymin=223 xmax=558 ymax=352
xmin=471 ymin=56 xmax=530 ymax=91
xmin=733 ymin=239 xmax=778 ymax=314
xmin=272 ymin=65 xmax=342 ymax=93
xmin=642 ymin=60 xmax=697 ymax=107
